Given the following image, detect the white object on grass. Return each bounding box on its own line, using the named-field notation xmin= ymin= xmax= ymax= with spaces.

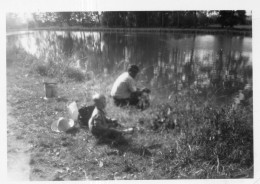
xmin=67 ymin=101 xmax=79 ymax=121
xmin=51 ymin=117 xmax=75 ymax=132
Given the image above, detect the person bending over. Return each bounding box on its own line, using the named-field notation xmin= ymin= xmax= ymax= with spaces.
xmin=111 ymin=65 xmax=144 ymax=107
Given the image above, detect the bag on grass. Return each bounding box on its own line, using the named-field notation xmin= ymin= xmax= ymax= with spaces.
xmin=78 ymin=105 xmax=95 ymax=128
xmin=137 ymin=88 xmax=151 ymax=110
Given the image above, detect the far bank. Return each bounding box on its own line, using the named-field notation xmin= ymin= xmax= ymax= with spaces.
xmin=7 ymin=26 xmax=252 ymax=36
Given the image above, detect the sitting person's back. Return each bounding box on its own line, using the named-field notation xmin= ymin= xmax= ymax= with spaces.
xmin=111 ymin=65 xmax=139 ymax=107
xmin=111 ymin=65 xmax=151 ymax=109
xmin=111 ymin=71 xmax=136 ymax=99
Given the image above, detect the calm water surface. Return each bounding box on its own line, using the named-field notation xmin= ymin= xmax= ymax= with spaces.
xmin=7 ymin=31 xmax=252 ymax=103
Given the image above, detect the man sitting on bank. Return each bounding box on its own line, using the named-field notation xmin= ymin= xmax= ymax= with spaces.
xmin=111 ymin=65 xmax=151 ymax=109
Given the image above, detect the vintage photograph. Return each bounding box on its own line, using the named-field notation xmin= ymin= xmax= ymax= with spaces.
xmin=6 ymin=10 xmax=253 ymax=180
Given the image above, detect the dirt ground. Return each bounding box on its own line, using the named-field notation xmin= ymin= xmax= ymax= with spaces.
xmin=7 ymin=112 xmax=31 ymax=181
xmin=6 ymin=66 xmax=65 ymax=181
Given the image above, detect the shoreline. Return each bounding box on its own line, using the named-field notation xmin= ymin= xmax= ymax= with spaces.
xmin=7 ymin=26 xmax=252 ymax=36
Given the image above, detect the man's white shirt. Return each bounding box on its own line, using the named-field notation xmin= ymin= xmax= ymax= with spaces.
xmin=111 ymin=72 xmax=137 ymax=99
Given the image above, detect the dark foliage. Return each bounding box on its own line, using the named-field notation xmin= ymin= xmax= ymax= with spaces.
xmin=9 ymin=11 xmax=250 ymax=29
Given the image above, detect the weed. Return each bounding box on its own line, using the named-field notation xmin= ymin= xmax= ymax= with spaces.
xmin=34 ymin=63 xmax=48 ymax=76
xmin=65 ymin=67 xmax=86 ymax=82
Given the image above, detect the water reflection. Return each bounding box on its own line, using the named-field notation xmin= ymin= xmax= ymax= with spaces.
xmin=7 ymin=31 xmax=252 ymax=102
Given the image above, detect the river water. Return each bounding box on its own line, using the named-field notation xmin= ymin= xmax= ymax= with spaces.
xmin=7 ymin=30 xmax=252 ymax=103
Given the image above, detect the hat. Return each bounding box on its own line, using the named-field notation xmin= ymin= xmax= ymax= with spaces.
xmin=128 ymin=65 xmax=139 ymax=73
xmin=92 ymin=93 xmax=106 ymax=104
xmin=51 ymin=117 xmax=75 ymax=132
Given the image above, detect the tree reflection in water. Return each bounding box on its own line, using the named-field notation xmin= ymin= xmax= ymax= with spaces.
xmin=7 ymin=31 xmax=252 ymax=103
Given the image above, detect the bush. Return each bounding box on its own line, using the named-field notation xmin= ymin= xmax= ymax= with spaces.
xmin=7 ymin=45 xmax=88 ymax=82
xmin=65 ymin=67 xmax=86 ymax=82
xmin=32 ymin=58 xmax=86 ymax=82
xmin=34 ymin=63 xmax=48 ymax=76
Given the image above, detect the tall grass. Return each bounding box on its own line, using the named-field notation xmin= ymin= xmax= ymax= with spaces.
xmin=114 ymin=99 xmax=253 ymax=178
xmin=32 ymin=62 xmax=86 ymax=82
xmin=7 ymin=46 xmax=88 ymax=82
xmin=65 ymin=67 xmax=86 ymax=82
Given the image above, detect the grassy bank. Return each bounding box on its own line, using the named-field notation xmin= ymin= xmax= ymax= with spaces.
xmin=7 ymin=47 xmax=253 ymax=180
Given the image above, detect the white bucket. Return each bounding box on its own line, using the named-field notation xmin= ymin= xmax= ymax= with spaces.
xmin=51 ymin=117 xmax=75 ymax=132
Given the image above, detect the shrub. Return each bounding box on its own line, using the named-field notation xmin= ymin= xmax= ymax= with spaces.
xmin=65 ymin=67 xmax=86 ymax=82
xmin=34 ymin=63 xmax=48 ymax=76
xmin=7 ymin=45 xmax=88 ymax=82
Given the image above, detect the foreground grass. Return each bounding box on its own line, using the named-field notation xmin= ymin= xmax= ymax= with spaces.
xmin=7 ymin=47 xmax=253 ymax=180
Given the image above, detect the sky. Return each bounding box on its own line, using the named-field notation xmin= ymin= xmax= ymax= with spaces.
xmin=14 ymin=13 xmax=33 ymax=23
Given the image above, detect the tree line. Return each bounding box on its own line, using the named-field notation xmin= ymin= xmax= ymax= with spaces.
xmin=6 ymin=11 xmax=251 ymax=29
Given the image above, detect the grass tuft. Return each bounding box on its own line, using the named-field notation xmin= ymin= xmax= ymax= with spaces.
xmin=65 ymin=67 xmax=86 ymax=82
